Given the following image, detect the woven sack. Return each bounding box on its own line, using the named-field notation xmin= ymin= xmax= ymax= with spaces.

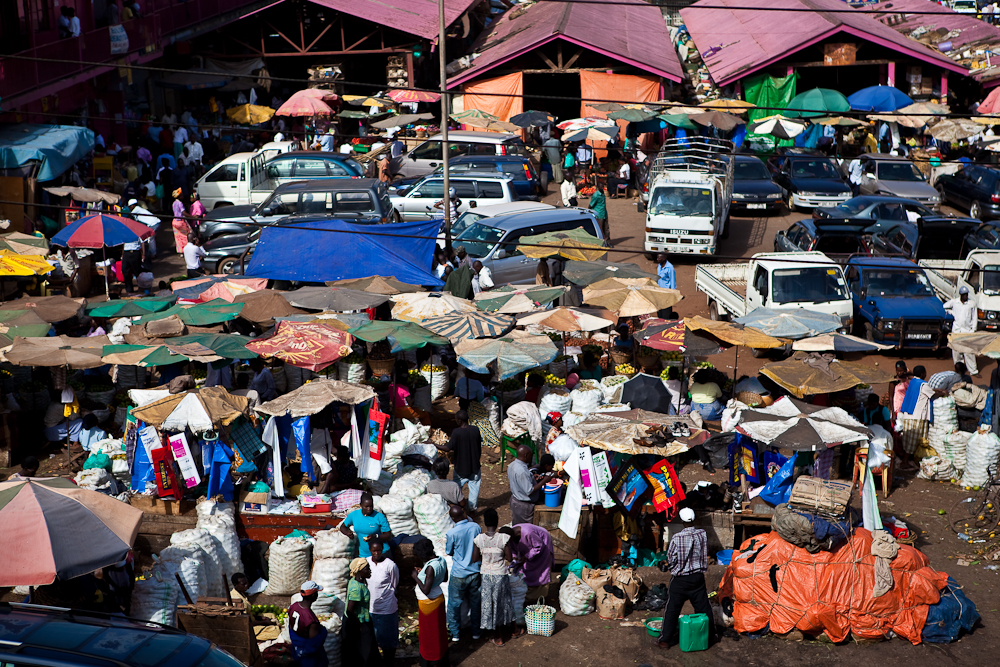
xmin=539 ymin=387 xmax=572 ymax=416
xmin=170 ymin=528 xmax=226 ymax=597
xmin=559 ymin=572 xmax=595 ymax=616
xmin=962 ymin=430 xmax=1000 ymax=488
xmin=570 ymin=385 xmax=603 ymax=415
xmin=389 ymin=468 xmax=432 ymax=498
xmin=198 ymin=513 xmax=244 ymax=580
xmin=321 ymin=614 xmax=343 ymax=667
xmin=917 ymin=456 xmax=957 ymax=482
xmin=375 ymin=494 xmax=420 ymax=536
xmin=413 ymin=493 xmax=455 ymax=541
xmin=157 ymin=545 xmax=208 ymax=601
xmin=941 ymin=430 xmax=972 ymax=473
xmin=265 ymin=536 xmax=313 ymax=595
xmin=314 ymin=529 xmax=356 ymax=560
xmin=311 ymin=557 xmax=351 ymax=602
xmin=131 ymin=567 xmax=178 ymax=626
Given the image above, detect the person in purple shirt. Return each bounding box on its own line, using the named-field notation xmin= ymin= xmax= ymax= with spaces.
xmin=502 ymin=523 xmax=553 ymax=601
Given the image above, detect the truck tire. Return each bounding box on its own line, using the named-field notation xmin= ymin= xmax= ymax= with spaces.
xmin=863 ymin=322 xmax=875 ymax=343
xmin=539 ymin=171 xmax=549 ymax=194
xmin=971 ymin=200 xmax=983 ymax=220
xmin=644 ymin=252 xmax=656 ymax=261
xmin=709 ymin=300 xmax=728 ymax=322
xmin=216 ymin=257 xmax=242 ymax=275
xmin=637 ymin=199 xmax=646 ymax=214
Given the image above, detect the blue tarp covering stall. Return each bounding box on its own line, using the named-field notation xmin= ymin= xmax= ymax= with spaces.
xmin=245 ymin=218 xmax=444 ymax=286
xmin=0 ymin=124 xmax=95 ymax=182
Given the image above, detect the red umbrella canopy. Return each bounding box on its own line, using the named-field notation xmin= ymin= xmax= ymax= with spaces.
xmin=50 ymin=213 xmax=153 ymax=249
xmin=636 ymin=319 xmax=686 ymax=351
xmin=388 ymin=89 xmax=441 ymax=103
xmin=276 ymin=91 xmax=335 ymax=117
xmin=246 ymin=320 xmax=354 ymax=371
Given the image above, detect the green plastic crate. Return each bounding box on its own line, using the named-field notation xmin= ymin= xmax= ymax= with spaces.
xmin=679 ymin=613 xmax=709 ymax=652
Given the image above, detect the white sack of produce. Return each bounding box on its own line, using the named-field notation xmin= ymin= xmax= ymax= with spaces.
xmin=570 ymin=384 xmax=604 ymax=415
xmin=170 ymin=529 xmax=226 ymax=597
xmin=539 ymin=387 xmax=573 ymax=416
xmin=311 ymin=558 xmax=351 ymax=613
xmin=375 ymin=494 xmax=420 ymax=536
xmin=548 ymin=433 xmax=579 ymax=462
xmin=313 ymin=529 xmax=357 ymax=560
xmin=962 ymin=429 xmax=1000 ymax=488
xmin=131 ymin=568 xmax=178 ymax=627
xmin=600 ymin=375 xmax=627 ymax=404
xmin=321 ymin=614 xmax=344 ymax=667
xmin=265 ymin=536 xmax=313 ymax=596
xmin=196 ymin=498 xmax=236 ymax=522
xmin=198 ymin=512 xmax=243 ymax=581
xmin=918 ymin=456 xmax=957 ymax=482
xmin=402 ymin=443 xmax=440 ymax=461
xmin=384 ymin=420 xmax=430 ymax=472
xmin=412 ymin=493 xmax=455 ymax=546
xmin=559 ymin=572 xmax=595 ymax=616
xmin=156 ymin=545 xmax=209 ymax=601
xmin=928 ymin=396 xmax=959 ymax=452
xmin=941 ymin=430 xmax=972 ymax=473
xmin=389 ymin=468 xmax=432 ymax=499
xmin=74 ymin=468 xmax=113 ymax=493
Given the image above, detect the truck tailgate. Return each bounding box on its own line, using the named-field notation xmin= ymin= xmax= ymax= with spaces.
xmin=695 ymin=263 xmax=750 ymax=317
xmin=918 ymin=259 xmax=962 ymax=301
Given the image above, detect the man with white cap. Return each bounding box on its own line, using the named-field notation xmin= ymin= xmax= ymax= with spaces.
xmin=128 ymin=199 xmax=161 ymax=257
xmin=656 ymin=507 xmax=716 ymax=650
xmin=288 ymin=580 xmax=329 ymax=667
xmin=944 ymin=285 xmax=979 ymax=376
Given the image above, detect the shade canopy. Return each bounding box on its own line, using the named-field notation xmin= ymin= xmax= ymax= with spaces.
xmin=51 ymin=214 xmax=153 ymax=249
xmin=135 ymin=300 xmax=244 ymax=326
xmin=391 ymin=292 xmax=478 ymax=323
xmin=233 ymin=290 xmax=303 ymax=325
xmin=422 ymin=311 xmax=514 ymax=342
xmin=370 ymin=113 xmax=435 ymax=129
xmin=285 ymin=286 xmax=391 ymax=312
xmin=733 ymin=307 xmax=842 ymax=340
xmin=509 ymin=110 xmax=556 ymax=127
xmin=454 ymin=330 xmax=557 ymax=379
xmin=747 ymin=114 xmax=807 ymax=139
xmin=171 ymin=275 xmax=267 ymax=302
xmin=582 ymin=277 xmax=682 ymax=316
xmin=5 ymin=335 xmax=109 ymax=368
xmin=129 ymin=386 xmax=249 ymax=432
xmin=226 ymin=104 xmax=275 ymax=125
xmin=348 ymin=320 xmax=449 ymax=352
xmin=684 ymin=316 xmax=786 ymax=348
xmin=0 ymin=309 xmax=53 ymax=340
xmin=689 ymin=111 xmax=744 ymax=131
xmin=784 ymin=88 xmax=850 ymax=118
xmin=246 ymin=321 xmax=353 ymax=371
xmin=387 ymin=89 xmax=440 ymax=103
xmin=848 ymin=85 xmax=912 ymax=112
xmin=563 ymin=260 xmax=658 ymax=286
xmin=85 ymin=295 xmax=177 ymax=318
xmin=518 ymin=307 xmax=614 ymax=332
xmin=564 ymin=409 xmax=680 ymax=457
xmin=792 ymin=333 xmax=893 ymax=353
xmin=0 ymin=295 xmax=84 ymax=323
xmin=927 ymin=119 xmax=982 ymax=142
xmin=734 ymin=396 xmax=871 ymax=451
xmin=760 ymin=351 xmax=895 ymax=398
xmin=0 ymin=250 xmax=54 ymax=277
xmin=474 ymin=284 xmax=568 ymax=314
xmin=256 ymin=378 xmax=376 ymax=418
xmin=44 ymin=186 xmax=121 ymax=205
xmin=0 ymin=232 xmax=49 ymax=256
xmin=635 ymin=319 xmax=727 ymax=356
xmin=327 ymin=275 xmax=425 ymax=295
xmin=275 ymin=91 xmax=334 ymax=116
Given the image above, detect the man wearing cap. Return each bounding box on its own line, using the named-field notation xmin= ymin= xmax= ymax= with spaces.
xmin=656 ymin=507 xmax=716 ymax=650
xmin=129 ymin=199 xmax=160 ymax=257
xmin=288 ymin=581 xmax=328 ymax=667
xmin=944 ymin=286 xmax=979 ymax=376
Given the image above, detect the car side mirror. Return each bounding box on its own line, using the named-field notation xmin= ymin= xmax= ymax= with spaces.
xmin=870 ymin=211 xmax=879 ymax=219
xmin=409 ymin=154 xmax=417 ymax=161
xmin=496 ymin=249 xmax=507 ymax=259
xmin=411 ymin=191 xmax=420 ymax=198
xmin=261 ymin=208 xmax=273 ymax=217
xmin=868 ymin=299 xmax=876 ymax=306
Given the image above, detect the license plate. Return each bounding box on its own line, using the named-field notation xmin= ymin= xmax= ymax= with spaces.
xmin=906 ymin=333 xmax=933 ymax=340
xmin=670 ymin=229 xmax=688 ymax=236
xmin=747 ymin=203 xmax=766 ymax=209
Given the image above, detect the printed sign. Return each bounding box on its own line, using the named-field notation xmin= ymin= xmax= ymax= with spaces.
xmin=168 ymin=432 xmax=201 ymax=489
xmin=138 ymin=425 xmax=161 ymax=460
xmin=110 ymin=24 xmax=129 ymax=55
xmin=605 ymin=456 xmax=650 ymax=513
xmin=590 ymin=451 xmax=617 ymax=508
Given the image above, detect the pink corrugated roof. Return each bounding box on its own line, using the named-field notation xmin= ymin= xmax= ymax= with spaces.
xmin=307 ymin=0 xmax=481 ymax=41
xmin=446 ymin=0 xmax=683 ymax=87
xmin=680 ymin=0 xmax=968 ymax=87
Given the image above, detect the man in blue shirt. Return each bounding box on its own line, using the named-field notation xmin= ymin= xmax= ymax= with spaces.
xmin=444 ymin=505 xmax=481 ymax=641
xmin=339 ymin=492 xmax=392 ymax=558
xmin=656 ymin=252 xmax=676 ymax=289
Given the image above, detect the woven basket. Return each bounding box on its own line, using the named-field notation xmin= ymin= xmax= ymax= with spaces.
xmin=367 ymin=358 xmax=395 ymax=377
xmin=610 ymin=349 xmax=632 ymax=366
xmin=525 ymin=597 xmax=556 ymax=637
xmin=636 ymin=353 xmax=659 ymax=370
xmin=736 ymin=391 xmax=764 ymax=408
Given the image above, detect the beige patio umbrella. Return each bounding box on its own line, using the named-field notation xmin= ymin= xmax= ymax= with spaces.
xmin=927 ymin=119 xmax=983 ymax=142
xmin=327 ymin=276 xmax=424 ymax=295
xmin=391 ymin=291 xmax=478 ymax=323
xmin=582 ymin=277 xmax=682 ymax=317
xmin=43 ymin=187 xmax=121 ymax=205
xmin=816 ymin=116 xmax=867 ymax=127
xmin=518 ymin=307 xmax=615 ymax=332
xmin=4 ymin=335 xmax=109 ymax=368
xmin=684 ymin=316 xmax=786 ymax=349
xmin=460 ymin=116 xmax=523 ymax=133
xmin=698 ymin=99 xmax=756 ymax=112
xmin=760 ymin=351 xmax=895 ymax=399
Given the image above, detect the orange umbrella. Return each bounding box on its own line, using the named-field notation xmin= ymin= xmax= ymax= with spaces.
xmin=275 ymin=91 xmax=335 ymax=117
xmin=245 ymin=321 xmax=353 ymax=371
xmin=388 ymin=89 xmax=441 ymax=104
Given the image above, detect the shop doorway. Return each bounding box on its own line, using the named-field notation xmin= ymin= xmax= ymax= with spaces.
xmin=523 ymin=72 xmax=581 ymax=124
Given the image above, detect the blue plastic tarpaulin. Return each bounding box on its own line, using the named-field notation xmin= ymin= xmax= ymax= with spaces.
xmin=0 ymin=124 xmax=95 ymax=182
xmin=246 ymin=218 xmax=444 ymax=286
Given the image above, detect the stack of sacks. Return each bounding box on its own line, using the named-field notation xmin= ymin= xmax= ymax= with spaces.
xmin=412 ymin=493 xmax=455 ymax=556
xmin=311 ymin=530 xmax=357 ymax=611
xmin=131 ymin=567 xmax=179 ymax=626
xmin=375 ymin=494 xmax=420 ymax=536
xmin=156 ymin=545 xmax=209 ymax=600
xmin=366 ymin=470 xmax=393 ymax=496
xmin=928 ymin=396 xmax=959 ymax=455
xmin=321 ymin=614 xmax=343 ymax=666
xmin=384 ymin=420 xmax=430 ymax=473
xmin=570 ymin=380 xmax=604 ymax=415
xmin=389 ymin=468 xmax=432 ymax=499
xmin=196 ymin=499 xmax=243 ymax=580
xmin=170 ymin=529 xmax=227 ymax=597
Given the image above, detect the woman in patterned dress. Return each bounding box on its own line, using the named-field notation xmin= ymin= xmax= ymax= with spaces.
xmin=472 ymin=508 xmax=519 ymax=646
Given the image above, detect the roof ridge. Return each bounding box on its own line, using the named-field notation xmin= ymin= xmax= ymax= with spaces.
xmin=554 ymin=0 xmax=573 ymax=36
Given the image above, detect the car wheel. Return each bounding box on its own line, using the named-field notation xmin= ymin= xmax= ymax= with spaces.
xmin=216 ymin=257 xmax=242 ymax=275
xmin=392 ymin=210 xmax=401 ymax=223
xmin=709 ymin=300 xmax=728 ymax=322
xmin=539 ymin=171 xmax=549 ymax=193
xmin=863 ymin=321 xmax=875 ymax=342
xmin=936 ymin=184 xmax=948 ymax=205
xmin=644 ymin=252 xmax=656 ymax=261
xmin=787 ymin=194 xmax=797 ymax=213
xmin=971 ymin=200 xmax=983 ymax=220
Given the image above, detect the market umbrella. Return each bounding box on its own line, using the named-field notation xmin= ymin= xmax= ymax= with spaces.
xmin=815 ymin=116 xmax=867 ymax=127
xmin=635 ymin=319 xmax=726 ymax=356
xmin=587 ymin=102 xmax=625 ymax=112
xmin=275 ymin=93 xmax=334 ymax=117
xmin=343 ymin=95 xmax=390 ymax=107
xmin=972 ymin=116 xmax=1000 ymax=126
xmin=256 ymin=378 xmax=377 ymax=418
xmin=348 ymin=320 xmax=448 ymax=352
xmin=226 ymin=104 xmax=275 ymax=125
xmin=621 ymin=373 xmax=674 ymax=413
xmin=517 ymin=228 xmax=607 ymax=261
xmin=454 ymin=330 xmax=557 ymax=379
xmin=134 ymin=300 xmax=244 ymax=326
xmin=0 ymin=232 xmax=49 ymax=256
xmin=327 ymin=275 xmax=424 ymax=295
xmin=556 ymin=117 xmax=614 ymax=130
xmin=0 ymin=250 xmax=54 ymax=277
xmin=949 ymin=332 xmax=1000 ymax=356
xmin=43 ymin=186 xmax=121 ymax=205
xmin=277 ymin=312 xmax=366 ymax=330
xmin=50 ymin=213 xmax=153 ymax=297
xmin=85 ymin=295 xmax=177 ymax=318
xmin=387 ymin=89 xmax=440 ymax=103
xmin=848 ymin=85 xmax=912 ymax=112
xmin=297 ymin=89 xmax=338 ymax=101
xmin=784 ymin=88 xmax=850 ymax=118
xmin=657 ymin=114 xmax=698 ymax=131
xmin=102 ymin=342 xmax=223 ymax=367
xmin=246 ymin=320 xmax=353 ymax=371
xmin=370 ymin=113 xmax=435 ymax=129
xmin=391 ymin=292 xmax=477 ymax=323
xmin=112 ymin=333 xmax=257 ymax=365
xmin=0 ymin=309 xmax=54 ymax=340
xmin=684 ymin=315 xmax=786 ymax=349
xmin=871 ymin=101 xmax=949 ymax=129
xmin=747 ymin=114 xmax=807 ymax=139
xmin=733 ymin=307 xmax=842 ymax=340
xmin=171 ymin=275 xmax=267 ymax=303
xmin=509 ymin=110 xmax=556 ymax=127
xmin=233 ymin=289 xmax=303 ymax=325
xmin=734 ymin=395 xmax=870 ymax=450
xmin=5 ymin=335 xmax=110 ymax=368
xmin=698 ymin=99 xmax=756 ymax=112
xmin=474 ymin=284 xmax=568 ymax=314
xmin=129 ymin=386 xmax=249 ymax=432
xmin=422 ymin=311 xmax=514 ymax=342
xmin=461 ymin=117 xmax=523 ymax=133
xmin=659 ymin=103 xmax=703 ymax=115
xmin=979 ymin=87 xmax=1000 ymax=115
xmin=451 ymin=109 xmax=499 ymax=123
xmin=517 ymin=306 xmax=614 ymax=332
xmin=792 ymin=333 xmax=892 ymax=353
xmin=286 ymin=286 xmax=391 ymax=312
xmin=608 ymin=108 xmax=657 ymax=122
xmin=928 ymin=119 xmax=983 ymax=142
xmin=759 ymin=351 xmax=895 ymax=399
xmin=0 ymin=295 xmax=84 ymax=322
xmin=563 ymin=125 xmax=620 ymax=143
xmin=563 ymin=260 xmax=658 ymax=286
xmin=582 ymin=277 xmax=682 ymax=317
xmin=689 ymin=111 xmax=744 ymax=131
xmin=0 ymin=477 xmax=143 ymax=586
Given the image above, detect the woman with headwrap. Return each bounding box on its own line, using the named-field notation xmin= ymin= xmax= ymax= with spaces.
xmin=344 ymin=557 xmax=378 ymax=666
xmin=171 ymin=188 xmax=190 ymax=254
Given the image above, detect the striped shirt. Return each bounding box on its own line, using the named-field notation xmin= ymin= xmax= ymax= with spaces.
xmin=666 ymin=526 xmax=708 ymax=576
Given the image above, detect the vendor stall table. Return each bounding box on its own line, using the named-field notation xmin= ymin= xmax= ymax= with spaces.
xmin=236 ymin=512 xmax=342 ymax=542
xmin=177 ymin=598 xmax=261 ymax=667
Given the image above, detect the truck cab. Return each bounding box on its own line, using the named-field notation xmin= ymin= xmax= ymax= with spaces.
xmin=644 ymin=138 xmax=733 ymax=256
xmin=920 ymin=249 xmax=1000 ymax=330
xmin=845 ymin=255 xmax=952 ymax=348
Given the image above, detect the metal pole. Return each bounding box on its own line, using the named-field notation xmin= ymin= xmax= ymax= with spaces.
xmin=439 ymin=0 xmax=451 ymax=250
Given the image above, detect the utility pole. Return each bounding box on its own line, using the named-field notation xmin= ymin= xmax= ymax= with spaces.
xmin=439 ymin=0 xmax=452 ymax=249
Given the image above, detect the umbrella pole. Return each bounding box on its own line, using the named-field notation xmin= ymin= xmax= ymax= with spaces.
xmin=103 ymin=246 xmax=110 ymax=298
xmin=733 ymin=345 xmax=739 ymax=383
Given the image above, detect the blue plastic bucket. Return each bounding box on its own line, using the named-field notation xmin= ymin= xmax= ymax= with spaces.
xmin=716 ymin=549 xmax=734 ymax=566
xmin=544 ymin=480 xmax=565 ymax=507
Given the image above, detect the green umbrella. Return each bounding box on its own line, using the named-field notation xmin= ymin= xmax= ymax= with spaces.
xmin=173 ymin=333 xmax=258 ymax=360
xmin=102 ymin=334 xmax=257 ymax=367
xmin=563 ymin=260 xmax=659 ymax=286
xmin=348 ymin=320 xmax=448 ymax=352
xmin=657 ymin=114 xmax=697 ymax=130
xmin=85 ymin=295 xmax=178 ymax=318
xmin=0 ymin=309 xmax=52 ymax=338
xmin=474 ymin=284 xmax=567 ymax=314
xmin=134 ymin=299 xmax=244 ymax=326
xmin=0 ymin=232 xmax=49 ymax=255
xmin=516 ymin=228 xmax=607 ymax=261
xmin=784 ymin=88 xmax=850 ymax=118
xmin=450 ymin=109 xmax=500 ymax=122
xmin=608 ymin=108 xmax=655 ymax=122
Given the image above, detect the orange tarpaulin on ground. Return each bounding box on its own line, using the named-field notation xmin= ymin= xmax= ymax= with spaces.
xmin=462 ymin=73 xmax=523 ymax=126
xmin=719 ymin=529 xmax=949 ymax=644
xmin=579 ymin=71 xmax=661 ymax=156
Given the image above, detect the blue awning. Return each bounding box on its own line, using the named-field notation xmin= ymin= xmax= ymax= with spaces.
xmin=246 ymin=218 xmax=444 ymax=286
xmin=0 ymin=124 xmax=95 ymax=182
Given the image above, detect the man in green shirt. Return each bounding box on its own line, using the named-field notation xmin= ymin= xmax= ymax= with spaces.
xmin=589 ymin=186 xmax=608 ymax=239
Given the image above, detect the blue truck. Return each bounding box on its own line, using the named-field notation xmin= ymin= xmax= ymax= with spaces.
xmin=843 ymin=255 xmax=952 ymax=349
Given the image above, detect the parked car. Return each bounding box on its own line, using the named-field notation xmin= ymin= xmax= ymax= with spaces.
xmin=389 ymin=131 xmax=523 ymax=179
xmin=855 ymin=153 xmax=941 ymax=208
xmin=195 ymin=143 xmax=299 ymax=210
xmin=773 ymin=218 xmax=874 ymax=261
xmin=0 ymin=602 xmax=247 ymax=667
xmin=869 ymin=217 xmax=981 ymax=261
xmin=390 ymin=173 xmax=517 ymax=222
xmin=768 ymin=150 xmax=852 ymax=211
xmin=844 ymin=255 xmax=952 ymax=347
xmin=389 ymin=154 xmax=544 ymax=200
xmin=446 ymin=200 xmax=556 ymax=241
xmin=731 ymin=154 xmax=784 ymax=213
xmin=200 ymin=178 xmax=394 ymax=239
xmin=259 ymin=150 xmax=364 ymax=185
xmin=813 ymin=195 xmax=937 ymax=229
xmin=951 ymin=0 xmax=979 ymax=14
xmin=963 ymin=221 xmax=1000 ymax=253
xmin=935 ymin=164 xmax=1000 ymax=220
xmin=456 ymin=208 xmax=605 ymax=284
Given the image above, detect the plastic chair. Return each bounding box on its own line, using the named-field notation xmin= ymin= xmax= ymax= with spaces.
xmin=500 ymin=431 xmax=536 ymax=472
xmin=852 ymin=447 xmax=893 ymax=498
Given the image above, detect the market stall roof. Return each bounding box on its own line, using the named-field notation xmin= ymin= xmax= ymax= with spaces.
xmin=454 ymin=330 xmax=558 ymax=379
xmin=256 ymin=378 xmax=377 ymax=418
xmin=0 ymin=232 xmax=48 ymax=256
xmin=0 ymin=124 xmax=95 ymax=182
xmin=306 ymin=0 xmax=480 ymax=41
xmin=0 ymin=295 xmax=85 ymax=323
xmin=564 ymin=409 xmax=690 ymax=457
xmin=679 ymin=0 xmax=967 ymax=87
xmin=129 ymin=386 xmax=249 ymax=432
xmin=760 ymin=351 xmax=895 ymax=398
xmin=246 ymin=320 xmax=353 ymax=371
xmin=734 ymin=395 xmax=871 ymax=450
xmin=135 ymin=300 xmax=244 ymax=326
xmin=4 ymin=335 xmax=109 ymax=369
xmin=85 ymin=295 xmax=178 ymax=318
xmin=232 ymin=289 xmax=303 ymax=324
xmin=348 ymin=320 xmax=449 ymax=351
xmin=446 ymin=0 xmax=683 ymax=87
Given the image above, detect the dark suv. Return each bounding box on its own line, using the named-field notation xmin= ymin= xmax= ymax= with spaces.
xmin=0 ymin=602 xmax=247 ymax=667
xmin=773 ymin=217 xmax=874 ymax=262
xmin=768 ymin=149 xmax=852 ymax=211
xmin=935 ymin=165 xmax=1000 ymax=220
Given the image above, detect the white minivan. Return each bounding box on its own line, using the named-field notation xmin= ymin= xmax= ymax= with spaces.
xmin=195 ymin=142 xmax=297 ymax=210
xmin=389 ymin=131 xmax=522 ymax=179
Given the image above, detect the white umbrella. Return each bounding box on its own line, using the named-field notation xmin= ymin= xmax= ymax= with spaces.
xmin=734 ymin=396 xmax=870 ymax=451
xmin=518 ymin=307 xmax=615 ymax=332
xmin=748 ymin=114 xmax=807 ymax=140
xmin=391 ymin=292 xmax=478 ymax=323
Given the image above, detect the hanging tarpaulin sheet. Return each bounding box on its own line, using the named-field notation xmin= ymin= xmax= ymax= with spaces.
xmin=109 ymin=24 xmax=129 ymax=55
xmin=462 ymin=72 xmax=523 ymax=124
xmin=744 ymin=72 xmax=798 ymax=152
xmin=246 ymin=218 xmax=444 ymax=286
xmin=0 ymin=124 xmax=96 ymax=182
xmin=579 ymin=71 xmax=661 ymax=155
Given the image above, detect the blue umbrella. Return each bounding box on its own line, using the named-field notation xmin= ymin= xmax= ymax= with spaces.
xmin=733 ymin=307 xmax=842 ymax=340
xmin=848 ymin=85 xmax=913 ymax=112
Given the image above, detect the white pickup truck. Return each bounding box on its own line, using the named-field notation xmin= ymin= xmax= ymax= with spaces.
xmin=643 ymin=138 xmax=733 ymax=257
xmin=695 ymin=252 xmax=855 ymax=328
xmin=920 ymin=249 xmax=1000 ymax=330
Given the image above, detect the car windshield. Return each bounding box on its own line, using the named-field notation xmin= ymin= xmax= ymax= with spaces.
xmin=735 ymin=160 xmax=771 ymax=180
xmin=835 ymin=199 xmax=872 ymax=216
xmin=771 ymin=267 xmax=850 ymax=304
xmin=455 ymin=222 xmax=505 ymax=257
xmin=983 ymin=265 xmax=1000 ymax=295
xmin=877 ymin=162 xmax=925 ymax=182
xmin=790 ymin=159 xmax=839 ymax=178
xmin=452 ymin=211 xmax=486 ymax=238
xmin=863 ymin=269 xmax=934 ymax=297
xmin=648 ymin=186 xmax=714 ymax=216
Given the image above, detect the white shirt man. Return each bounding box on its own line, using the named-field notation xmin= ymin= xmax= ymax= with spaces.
xmin=173 ymin=126 xmax=189 ymax=146
xmin=162 ymin=112 xmax=178 ymax=126
xmin=69 ymin=14 xmax=81 ymax=37
xmin=129 ymin=200 xmax=160 ymax=256
xmin=184 ymin=140 xmax=204 ymax=164
xmin=944 ymin=287 xmax=979 ymax=375
xmin=472 ymin=263 xmax=493 ymax=294
xmin=560 ymin=178 xmax=577 ymax=207
xmin=618 ymin=161 xmax=631 ymax=181
xmin=184 ymin=241 xmax=207 ymax=273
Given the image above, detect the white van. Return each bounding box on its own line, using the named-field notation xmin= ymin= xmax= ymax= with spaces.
xmin=389 ymin=131 xmax=522 ymax=179
xmin=195 ymin=142 xmax=297 ymax=210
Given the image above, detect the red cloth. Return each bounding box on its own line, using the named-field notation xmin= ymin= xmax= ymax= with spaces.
xmin=418 ymin=595 xmax=448 ymax=662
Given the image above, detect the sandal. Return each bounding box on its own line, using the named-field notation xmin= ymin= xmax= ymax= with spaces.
xmin=491 ymin=638 xmax=505 ymax=647
xmin=510 ymin=628 xmax=526 ymax=639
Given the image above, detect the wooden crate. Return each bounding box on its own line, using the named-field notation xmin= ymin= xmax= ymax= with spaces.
xmin=236 ymin=512 xmax=342 ymax=542
xmin=177 ymin=599 xmax=260 ymax=666
xmin=533 ymin=506 xmax=589 ymax=565
xmin=129 ymin=495 xmax=198 ymax=516
xmin=135 ymin=512 xmax=198 ymax=566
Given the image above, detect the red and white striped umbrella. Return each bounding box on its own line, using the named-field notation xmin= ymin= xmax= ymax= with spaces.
xmin=556 ymin=116 xmax=617 ymax=131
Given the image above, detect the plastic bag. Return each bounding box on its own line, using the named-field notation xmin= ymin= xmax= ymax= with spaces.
xmin=548 ymin=433 xmax=579 ymax=462
xmin=559 ymin=573 xmax=595 ymax=616
xmin=918 ymin=456 xmax=957 ymax=482
xmin=757 ymin=457 xmax=796 ymax=506
xmin=962 ymin=429 xmax=1000 ymax=488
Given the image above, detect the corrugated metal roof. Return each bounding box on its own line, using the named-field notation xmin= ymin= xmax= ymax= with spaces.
xmin=871 ymin=0 xmax=1000 ymax=85
xmin=679 ymin=0 xmax=968 ymax=87
xmin=306 ymin=0 xmax=481 ymax=41
xmin=446 ymin=0 xmax=683 ymax=87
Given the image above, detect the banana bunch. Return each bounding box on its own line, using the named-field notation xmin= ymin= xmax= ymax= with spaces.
xmin=660 ymin=368 xmax=672 ymax=381
xmin=544 ymin=373 xmax=566 ymax=386
xmin=616 ymin=363 xmax=637 ymax=375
